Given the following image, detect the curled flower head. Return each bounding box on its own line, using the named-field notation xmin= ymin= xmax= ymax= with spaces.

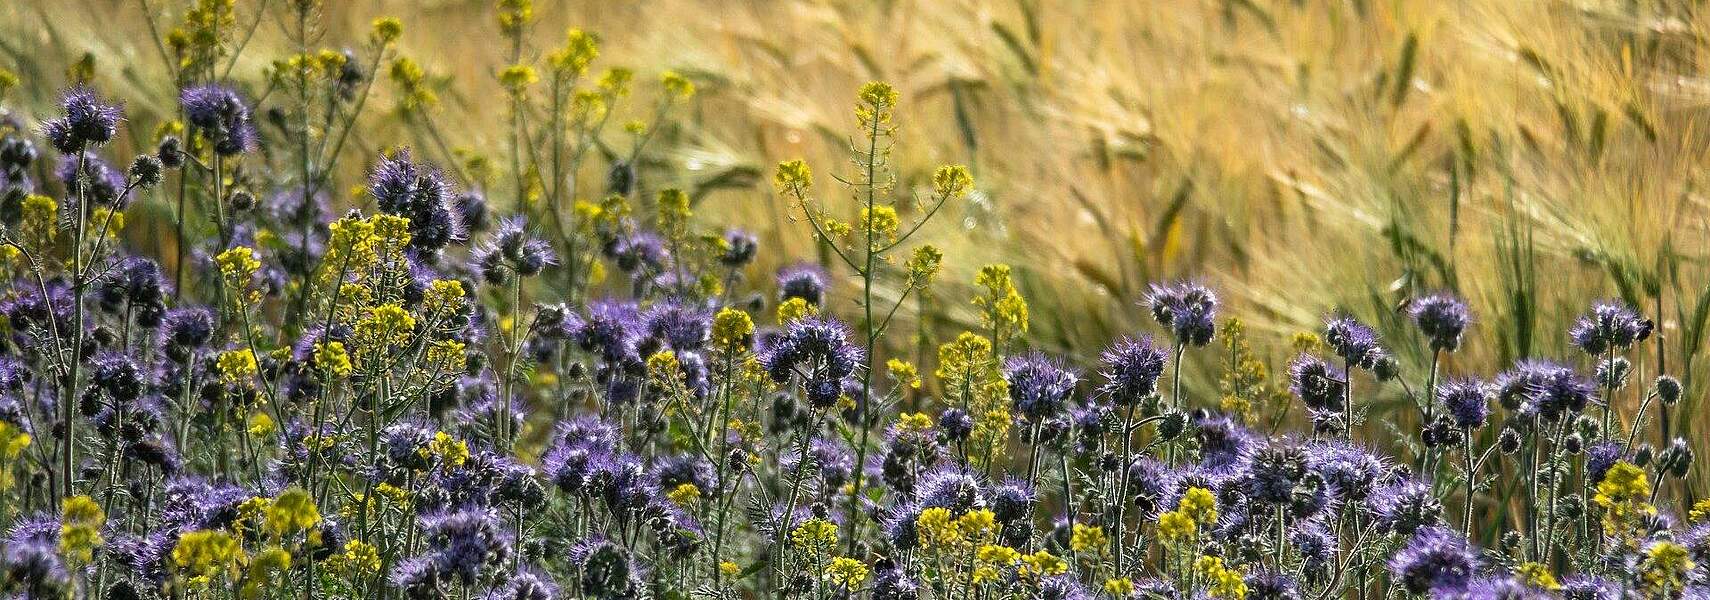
xmin=180 ymin=84 xmax=255 ymax=155
xmin=474 ymin=216 xmax=556 ymax=283
xmin=1323 ymin=316 xmax=1386 ymax=370
xmin=778 ymin=263 xmax=828 ymax=306
xmin=1438 ymin=378 xmax=1490 ymax=429
xmin=1388 ymin=525 xmax=1480 ymax=595
xmin=367 ymin=150 xmax=466 ymax=253
xmin=1569 ymin=301 xmax=1652 ymax=356
xmin=1003 ymin=353 xmax=1078 ymax=421
xmin=759 ymin=316 xmax=862 ymax=408
xmin=41 ymin=86 xmax=122 ymax=153
xmin=1099 ymin=336 xmax=1166 ymax=406
xmin=1289 ymin=354 xmax=1346 ymax=413
xmin=1144 ymin=281 xmax=1217 ymax=346
xmin=1410 ymin=294 xmax=1471 ymax=353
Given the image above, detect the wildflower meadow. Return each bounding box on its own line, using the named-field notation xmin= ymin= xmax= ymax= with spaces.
xmin=0 ymin=1 xmax=1709 ymax=599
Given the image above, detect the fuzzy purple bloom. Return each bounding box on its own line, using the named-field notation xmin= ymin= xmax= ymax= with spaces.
xmin=1410 ymin=294 xmax=1472 ymax=352
xmin=1388 ymin=525 xmax=1480 ymax=595
xmin=1144 ymin=281 xmax=1217 ymax=346
xmin=1099 ymin=335 xmax=1167 ymax=406
xmin=41 ymin=87 xmax=122 ymax=153
xmin=180 ymin=84 xmax=256 ymax=155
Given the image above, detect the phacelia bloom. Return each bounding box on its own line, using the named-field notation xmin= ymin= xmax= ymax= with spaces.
xmin=1144 ymin=281 xmax=1217 ymax=346
xmin=1245 ymin=570 xmax=1302 ymax=600
xmin=1569 ymin=300 xmax=1652 ymax=356
xmin=778 ymin=263 xmax=828 ymax=306
xmin=488 ymin=569 xmax=558 ymax=600
xmin=759 ymin=316 xmax=862 ymax=408
xmin=420 ymin=508 xmax=510 ymax=584
xmin=1559 ymin=575 xmax=1622 ymax=600
xmin=719 ymin=228 xmax=759 ymax=267
xmin=1585 ymin=441 xmax=1624 ymax=485
xmin=180 ymin=84 xmax=256 ymax=155
xmin=1438 ymin=378 xmax=1490 ymax=429
xmin=1194 ymin=412 xmax=1258 ymax=473
xmin=937 ymin=408 xmax=973 ymax=441
xmin=1495 ymin=360 xmax=1596 ymax=421
xmin=41 ymin=87 xmax=122 ymax=153
xmin=1410 ymin=294 xmax=1471 ymax=352
xmin=1004 ymin=353 xmax=1078 ymax=421
xmin=1323 ymin=316 xmax=1386 ymax=369
xmin=1388 ymin=525 xmax=1480 ymax=595
xmin=57 ymin=152 xmax=129 ymax=207
xmin=610 ymin=231 xmax=667 ymax=274
xmin=162 ymin=306 xmax=215 ymax=351
xmin=1099 ymin=336 xmax=1167 ymax=406
xmin=641 ymin=301 xmax=711 ymax=353
xmin=1289 ymin=354 xmax=1346 ymax=413
xmin=1304 ymin=441 xmax=1387 ymax=501
xmin=1368 ymin=478 xmax=1442 ymax=535
xmin=474 ymin=216 xmax=557 ymax=283
xmin=1246 ymin=445 xmax=1307 ymax=505
xmin=367 ymin=150 xmax=466 ymax=253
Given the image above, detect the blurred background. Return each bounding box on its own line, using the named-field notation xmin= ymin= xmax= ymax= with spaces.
xmin=4 ymin=0 xmax=1710 ymax=474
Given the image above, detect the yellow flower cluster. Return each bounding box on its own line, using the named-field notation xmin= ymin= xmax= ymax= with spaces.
xmin=790 ymin=518 xmax=838 ymax=552
xmin=0 ymin=421 xmax=31 ymax=490
xmin=973 ymin=264 xmax=1029 ymax=348
xmin=215 ymin=246 xmax=262 ymax=307
xmin=425 ymin=431 xmax=469 ymax=467
xmin=777 ymin=298 xmax=818 ymax=324
xmin=1158 ymin=487 xmax=1218 ymax=543
xmin=936 ymin=332 xmax=1010 ymax=464
xmin=1595 ymin=461 xmax=1656 ymax=539
xmin=217 ymin=349 xmax=259 ymax=386
xmin=1069 ymin=523 xmax=1108 ymax=554
xmin=667 ymin=483 xmax=701 ymax=507
xmin=825 ymin=556 xmax=868 ymax=591
xmin=60 ymin=495 xmax=105 ymax=565
xmin=1516 ymin=562 xmax=1561 ymax=591
xmin=265 ymin=487 xmax=321 ymax=539
xmin=1195 ymin=555 xmax=1247 ymax=599
xmin=314 ymin=341 xmax=353 ymax=378
xmin=1641 ymin=541 xmax=1694 ymax=594
xmin=171 ymin=529 xmax=245 ymax=589
xmin=711 ymin=307 xmax=754 ymax=352
xmin=896 ymin=412 xmax=934 ymax=433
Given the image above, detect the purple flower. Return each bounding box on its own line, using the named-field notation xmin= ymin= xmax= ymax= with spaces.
xmin=1438 ymin=378 xmax=1490 ymax=429
xmin=1388 ymin=525 xmax=1480 ymax=594
xmin=759 ymin=316 xmax=862 ymax=408
xmin=1144 ymin=281 xmax=1217 ymax=346
xmin=1289 ymin=354 xmax=1346 ymax=413
xmin=611 ymin=231 xmax=667 ymax=274
xmin=642 ymin=301 xmax=711 ymax=353
xmin=1368 ymin=478 xmax=1442 ymax=535
xmin=1495 ymin=360 xmax=1596 ymax=421
xmin=719 ymin=228 xmax=758 ymax=267
xmin=1323 ymin=316 xmax=1386 ymax=370
xmin=1004 ymin=353 xmax=1078 ymax=421
xmin=41 ymin=86 xmax=122 ymax=153
xmin=367 ymin=150 xmax=466 ymax=252
xmin=1195 ymin=412 xmax=1258 ymax=473
xmin=57 ymin=151 xmax=129 ymax=207
xmin=180 ymin=84 xmax=256 ymax=155
xmin=474 ymin=216 xmax=557 ymax=283
xmin=1569 ymin=300 xmax=1652 ymax=356
xmin=1410 ymin=294 xmax=1472 ymax=352
xmin=420 ymin=508 xmax=510 ymax=583
xmin=1099 ymin=336 xmax=1167 ymax=406
xmin=778 ymin=263 xmax=828 ymax=306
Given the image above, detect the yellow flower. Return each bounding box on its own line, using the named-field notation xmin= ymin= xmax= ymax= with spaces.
xmin=1196 ymin=555 xmax=1247 ymax=599
xmin=905 ymin=245 xmax=943 ymax=290
xmin=916 ymin=507 xmax=961 ymax=549
xmin=499 ymin=64 xmax=539 ymax=94
xmin=712 ymin=308 xmax=754 ymax=352
xmin=933 ymin=165 xmax=973 ymax=198
xmin=977 ymin=544 xmax=1020 ymax=565
xmin=790 ymin=518 xmax=838 ymax=551
xmin=20 ymin=194 xmax=56 ymax=246
xmin=1516 ymin=562 xmax=1561 ymax=591
xmin=958 ymin=509 xmax=998 ymax=542
xmin=217 ymin=349 xmax=259 ymax=385
xmin=422 ymin=279 xmax=466 ymax=315
xmin=327 ymin=540 xmax=381 ymax=578
xmin=973 ymin=264 xmax=1028 ymax=347
xmin=1158 ymin=510 xmax=1196 ymax=542
xmin=241 ymin=546 xmax=292 ymax=599
xmin=354 ymin=304 xmax=416 ymax=351
xmin=1020 ymin=550 xmax=1067 ymax=577
xmin=1180 ymin=486 xmax=1218 ymax=525
xmin=861 ymin=205 xmax=899 ymax=242
xmin=171 ymin=529 xmax=245 ymax=585
xmin=59 ymin=495 xmax=105 ymax=565
xmin=428 ymin=431 xmax=469 ymax=467
xmin=215 ymin=246 xmax=262 ymax=306
xmin=265 ymin=487 xmax=321 ymax=538
xmin=1070 ymin=523 xmax=1108 ymax=554
xmin=773 ymin=159 xmax=813 ymax=195
xmin=1104 ymin=578 xmax=1135 ymax=597
xmin=0 ymin=422 xmax=32 ymax=490
xmin=719 ymin=561 xmax=741 ymax=578
xmin=887 ymin=359 xmax=921 ymax=389
xmin=247 ymin=411 xmax=276 ymax=438
xmin=548 ymin=28 xmax=599 ymax=75
xmin=825 ymin=557 xmax=868 ymax=591
xmin=667 ymin=483 xmax=701 ymax=507
xmin=1642 ymin=541 xmax=1694 ymax=593
xmin=313 ymin=341 xmax=353 ymax=378
xmin=777 ymin=297 xmax=818 ymax=324
xmin=1691 ymin=499 xmax=1710 ymax=524
xmin=370 ymin=17 xmax=402 ymax=44
xmin=660 ymin=70 xmax=696 ymax=99
xmin=896 ymin=412 xmax=933 ymax=433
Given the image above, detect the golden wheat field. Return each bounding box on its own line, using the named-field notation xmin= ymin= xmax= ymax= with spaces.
xmin=4 ymin=3 xmax=1710 ymax=595
xmin=7 ymin=0 xmax=1709 ymax=442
